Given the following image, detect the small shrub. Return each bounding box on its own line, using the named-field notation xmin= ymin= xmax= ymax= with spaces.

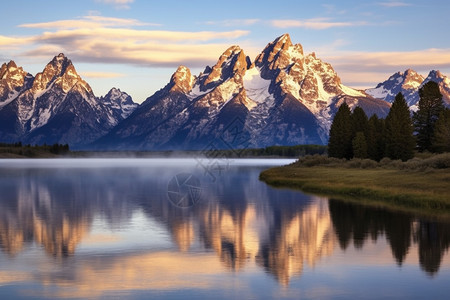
xmin=360 ymin=159 xmax=378 ymax=169
xmin=404 ymin=158 xmax=424 ymax=170
xmin=425 ymin=153 xmax=450 ymax=169
xmin=389 ymin=159 xmax=403 ymax=169
xmin=347 ymin=159 xmax=362 ymax=168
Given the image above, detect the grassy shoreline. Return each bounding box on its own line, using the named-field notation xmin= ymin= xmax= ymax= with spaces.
xmin=260 ymin=154 xmax=450 ymax=214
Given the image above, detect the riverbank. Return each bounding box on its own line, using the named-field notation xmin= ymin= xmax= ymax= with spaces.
xmin=260 ymin=154 xmax=450 ymax=213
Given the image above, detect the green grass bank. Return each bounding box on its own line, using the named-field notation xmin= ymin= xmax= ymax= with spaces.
xmin=260 ymin=153 xmax=450 ymax=214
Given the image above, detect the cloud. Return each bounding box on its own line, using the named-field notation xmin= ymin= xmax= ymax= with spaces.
xmin=2 ymin=15 xmax=250 ymax=68
xmin=270 ymin=18 xmax=366 ymax=29
xmin=19 ymin=15 xmax=157 ymax=29
xmin=95 ymin=0 xmax=134 ymax=10
xmin=80 ymin=71 xmax=125 ymax=79
xmin=0 ymin=35 xmax=32 ymax=48
xmin=378 ymin=1 xmax=411 ymax=7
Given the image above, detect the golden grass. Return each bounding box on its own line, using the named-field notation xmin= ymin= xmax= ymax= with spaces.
xmin=260 ymin=164 xmax=450 ymax=213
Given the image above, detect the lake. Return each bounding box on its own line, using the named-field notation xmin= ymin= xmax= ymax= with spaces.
xmin=0 ymin=158 xmax=449 ymax=299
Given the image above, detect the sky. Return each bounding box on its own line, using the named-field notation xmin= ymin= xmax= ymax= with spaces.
xmin=1 ymin=0 xmax=450 ymax=103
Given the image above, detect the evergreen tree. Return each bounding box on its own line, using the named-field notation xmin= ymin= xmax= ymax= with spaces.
xmin=350 ymin=106 xmax=369 ymax=159
xmin=328 ymin=102 xmax=353 ymax=159
xmin=385 ymin=93 xmax=415 ymax=161
xmin=413 ymin=81 xmax=445 ymax=152
xmin=351 ymin=106 xmax=369 ymax=137
xmin=352 ymin=131 xmax=368 ymax=158
xmin=367 ymin=114 xmax=385 ymax=161
xmin=431 ymin=108 xmax=450 ymax=153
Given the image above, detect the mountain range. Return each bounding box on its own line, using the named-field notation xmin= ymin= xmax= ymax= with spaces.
xmin=0 ymin=54 xmax=137 ymax=147
xmin=1 ymin=34 xmax=449 ymax=150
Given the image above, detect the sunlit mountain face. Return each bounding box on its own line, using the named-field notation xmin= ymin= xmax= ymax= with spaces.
xmin=0 ymin=159 xmax=449 ymax=299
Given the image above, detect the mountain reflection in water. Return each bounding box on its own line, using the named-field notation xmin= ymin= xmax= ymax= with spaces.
xmin=0 ymin=159 xmax=449 ymax=298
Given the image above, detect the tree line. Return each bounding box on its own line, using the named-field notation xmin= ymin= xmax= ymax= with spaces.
xmin=0 ymin=142 xmax=70 ymax=156
xmin=328 ymin=81 xmax=450 ymax=161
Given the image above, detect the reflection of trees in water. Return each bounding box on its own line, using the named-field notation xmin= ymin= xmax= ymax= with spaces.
xmin=415 ymin=221 xmax=450 ymax=276
xmin=329 ymin=199 xmax=450 ymax=275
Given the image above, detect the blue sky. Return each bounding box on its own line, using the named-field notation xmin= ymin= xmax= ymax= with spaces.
xmin=1 ymin=0 xmax=450 ymax=103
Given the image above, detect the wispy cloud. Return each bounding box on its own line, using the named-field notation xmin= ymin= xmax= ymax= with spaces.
xmin=4 ymin=15 xmax=250 ymax=68
xmin=80 ymin=71 xmax=125 ymax=78
xmin=95 ymin=0 xmax=134 ymax=10
xmin=270 ymin=18 xmax=366 ymax=29
xmin=377 ymin=1 xmax=411 ymax=7
xmin=0 ymin=35 xmax=32 ymax=48
xmin=19 ymin=15 xmax=156 ymax=29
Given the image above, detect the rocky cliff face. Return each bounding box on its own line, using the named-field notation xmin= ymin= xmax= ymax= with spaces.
xmin=96 ymin=34 xmax=390 ymax=150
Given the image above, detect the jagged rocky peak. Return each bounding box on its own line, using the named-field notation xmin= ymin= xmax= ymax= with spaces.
xmin=366 ymin=68 xmax=422 ymax=103
xmin=401 ymin=69 xmax=424 ymax=89
xmin=105 ymin=87 xmax=136 ymax=107
xmin=203 ymin=45 xmax=250 ymax=87
xmin=255 ymin=33 xmax=304 ymax=77
xmin=426 ymin=70 xmax=446 ymax=81
xmin=103 ymin=87 xmax=138 ymax=119
xmin=0 ymin=60 xmax=28 ymax=81
xmin=32 ymin=53 xmax=82 ymax=93
xmin=0 ymin=60 xmax=31 ymax=103
xmin=169 ymin=65 xmax=194 ymax=93
xmin=0 ymin=61 xmax=17 ymax=77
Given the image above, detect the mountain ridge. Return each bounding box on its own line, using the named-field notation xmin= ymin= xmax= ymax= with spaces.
xmin=1 ymin=34 xmax=449 ymax=150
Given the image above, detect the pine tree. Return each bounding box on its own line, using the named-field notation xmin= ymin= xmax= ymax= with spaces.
xmin=413 ymin=81 xmax=445 ymax=152
xmin=328 ymin=102 xmax=352 ymax=159
xmin=431 ymin=108 xmax=450 ymax=153
xmin=385 ymin=93 xmax=415 ymax=161
xmin=352 ymin=131 xmax=368 ymax=158
xmin=351 ymin=106 xmax=369 ymax=137
xmin=350 ymin=106 xmax=369 ymax=158
xmin=367 ymin=114 xmax=385 ymax=161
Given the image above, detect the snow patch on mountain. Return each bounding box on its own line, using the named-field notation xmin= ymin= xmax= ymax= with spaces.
xmin=340 ymin=85 xmax=365 ymax=98
xmin=243 ymin=66 xmax=271 ymax=103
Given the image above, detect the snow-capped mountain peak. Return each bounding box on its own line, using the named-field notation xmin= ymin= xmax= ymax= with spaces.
xmin=101 ymin=87 xmax=138 ymax=119
xmin=367 ymin=69 xmax=450 ymax=107
xmin=366 ymin=68 xmax=424 ymax=105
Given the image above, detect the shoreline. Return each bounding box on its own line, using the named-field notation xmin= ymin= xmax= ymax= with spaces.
xmin=259 ymin=156 xmax=450 ymax=215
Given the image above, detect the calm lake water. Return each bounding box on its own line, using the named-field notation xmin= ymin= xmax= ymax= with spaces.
xmin=0 ymin=158 xmax=449 ymax=299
